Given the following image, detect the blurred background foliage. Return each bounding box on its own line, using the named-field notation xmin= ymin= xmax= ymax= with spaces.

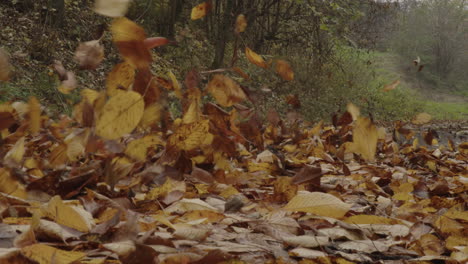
xmin=1 ymin=0 xmax=467 ymax=121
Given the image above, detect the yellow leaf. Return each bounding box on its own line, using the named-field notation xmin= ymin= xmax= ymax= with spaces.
xmin=349 ymin=116 xmax=378 ymax=162
xmin=167 ymin=70 xmax=183 ymax=99
xmin=28 ymin=96 xmax=41 ymax=134
xmin=95 ymin=91 xmax=144 ymax=140
xmin=42 ymin=196 xmax=94 ymax=232
xmin=235 ymin=14 xmax=247 ymax=33
xmin=110 ymin=17 xmax=146 ymax=42
xmin=81 ymin=88 xmax=100 ymax=104
xmin=169 ymin=120 xmax=214 ymax=151
xmin=275 ymin=60 xmax=294 ymax=81
xmin=64 ymin=129 xmax=89 ymax=161
xmin=191 ymin=1 xmax=211 ymax=20
xmin=0 ymin=168 xmax=27 ymax=199
xmin=182 ymin=101 xmax=203 ymax=124
xmin=284 ymin=191 xmax=351 ymax=219
xmin=344 ymin=215 xmax=399 ymax=225
xmin=106 ymin=62 xmax=135 ymax=96
xmin=93 ymin=0 xmax=131 ymax=18
xmin=138 ymin=103 xmax=162 ymax=129
xmin=346 ymin=103 xmax=360 ymax=121
xmin=125 ymin=134 xmax=163 ymax=161
xmin=4 ymin=137 xmax=25 ymax=167
xmin=382 ymin=79 xmax=400 ymax=92
xmin=21 ymin=244 xmax=86 ymax=264
xmin=207 ymin=74 xmax=247 ymax=107
xmin=412 ymin=112 xmax=432 ymax=125
xmin=245 ymin=47 xmax=268 ymax=68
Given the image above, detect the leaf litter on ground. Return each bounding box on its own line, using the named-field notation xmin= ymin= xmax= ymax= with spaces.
xmin=0 ymin=9 xmax=467 ymax=264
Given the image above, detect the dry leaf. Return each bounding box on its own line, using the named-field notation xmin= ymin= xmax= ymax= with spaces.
xmin=412 ymin=112 xmax=432 ymax=125
xmin=21 ymin=244 xmax=86 ymax=264
xmin=235 ymin=14 xmax=247 ymax=33
xmin=383 ymin=79 xmax=400 ymax=92
xmin=0 ymin=48 xmax=11 ymax=81
xmin=245 ymin=47 xmax=268 ymax=68
xmin=349 ymin=116 xmax=378 ymax=162
xmin=95 ymin=91 xmax=144 ymax=140
xmin=275 ymin=60 xmax=294 ymax=81
xmin=74 ymin=40 xmax=104 ymax=70
xmin=4 ymin=137 xmax=25 ymax=168
xmin=191 ymin=1 xmax=212 ymax=20
xmin=28 ymin=97 xmax=41 ymax=134
xmin=207 ymin=74 xmax=247 ymax=107
xmin=93 ymin=0 xmax=131 ymax=17
xmin=284 ymin=191 xmax=351 ymax=219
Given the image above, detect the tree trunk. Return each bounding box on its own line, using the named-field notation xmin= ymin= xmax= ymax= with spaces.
xmin=211 ymin=0 xmax=233 ymax=69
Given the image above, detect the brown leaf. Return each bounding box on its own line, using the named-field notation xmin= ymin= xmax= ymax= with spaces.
xmin=0 ymin=48 xmax=11 ymax=81
xmin=275 ymin=60 xmax=294 ymax=81
xmin=383 ymin=79 xmax=400 ymax=92
xmin=74 ymin=40 xmax=104 ymax=70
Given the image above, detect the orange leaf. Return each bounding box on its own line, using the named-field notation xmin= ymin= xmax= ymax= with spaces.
xmin=275 ymin=60 xmax=294 ymax=81
xmin=235 ymin=14 xmax=247 ymax=34
xmin=383 ymin=79 xmax=400 ymax=92
xmin=245 ymin=47 xmax=268 ymax=68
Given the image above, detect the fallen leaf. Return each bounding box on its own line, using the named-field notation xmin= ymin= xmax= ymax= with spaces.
xmin=412 ymin=112 xmax=432 ymax=125
xmin=21 ymin=243 xmax=86 ymax=264
xmin=284 ymin=191 xmax=351 ymax=219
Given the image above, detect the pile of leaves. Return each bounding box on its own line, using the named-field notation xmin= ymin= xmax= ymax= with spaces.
xmin=0 ymin=1 xmax=467 ymax=264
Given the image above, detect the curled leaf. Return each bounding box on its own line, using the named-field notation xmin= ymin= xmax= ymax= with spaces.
xmin=207 ymin=74 xmax=246 ymax=107
xmin=245 ymin=47 xmax=268 ymax=68
xmin=235 ymin=14 xmax=247 ymax=34
xmin=275 ymin=60 xmax=294 ymax=81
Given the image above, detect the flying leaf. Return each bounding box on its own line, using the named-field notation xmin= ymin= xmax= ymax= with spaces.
xmin=110 ymin=18 xmax=151 ymax=69
xmin=191 ymin=1 xmax=212 ymax=20
xmin=284 ymin=191 xmax=351 ymax=219
xmin=106 ymin=61 xmax=135 ymax=96
xmin=21 ymin=243 xmax=86 ymax=264
xmin=346 ymin=102 xmax=360 ymax=121
xmin=275 ymin=60 xmax=294 ymax=81
xmin=245 ymin=47 xmax=268 ymax=68
xmin=207 ymin=74 xmax=247 ymax=107
xmin=412 ymin=112 xmax=431 ymax=125
xmin=93 ymin=0 xmax=131 ymax=17
xmin=413 ymin=56 xmax=421 ymax=66
xmin=383 ymin=79 xmax=400 ymax=92
xmin=4 ymin=137 xmax=25 ymax=168
xmin=235 ymin=14 xmax=247 ymax=34
xmin=28 ymin=97 xmax=41 ymax=134
xmin=143 ymin=37 xmax=170 ymax=49
xmin=348 ymin=116 xmax=378 ymax=162
xmin=168 ymin=70 xmax=183 ymax=99
xmin=95 ymin=91 xmax=145 ymax=140
xmin=138 ymin=103 xmax=162 ymax=129
xmin=57 ymin=71 xmax=77 ymax=94
xmin=0 ymin=104 xmax=16 ymax=131
xmin=0 ymin=48 xmax=11 ymax=81
xmin=74 ymin=40 xmax=104 ymax=70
